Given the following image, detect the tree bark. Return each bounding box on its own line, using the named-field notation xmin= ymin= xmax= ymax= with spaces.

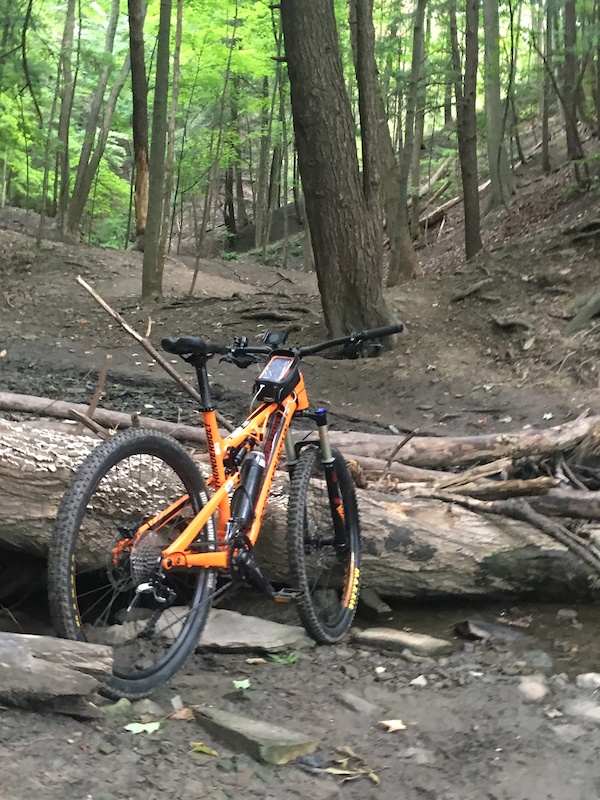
xmin=450 ymin=0 xmax=482 ymax=259
xmin=141 ymin=0 xmax=172 ymax=302
xmin=483 ymin=0 xmax=515 ymax=211
xmin=373 ymin=40 xmax=418 ymax=284
xmin=280 ymin=0 xmax=395 ymax=336
xmin=127 ymin=0 xmax=149 ymax=249
xmin=56 ymin=0 xmax=77 ymax=239
xmin=0 ymin=632 xmax=112 ymax=705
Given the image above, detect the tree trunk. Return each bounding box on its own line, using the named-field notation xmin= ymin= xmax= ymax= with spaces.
xmin=0 ymin=422 xmax=594 ymax=601
xmin=388 ymin=0 xmax=427 ymax=286
xmin=65 ymin=0 xmax=121 ymax=239
xmin=563 ymin=0 xmax=588 ymax=184
xmin=409 ymin=8 xmax=428 ymax=238
xmin=347 ymin=0 xmax=418 ymax=287
xmin=483 ymin=0 xmax=515 ymax=211
xmin=280 ymin=0 xmax=395 ymax=336
xmin=158 ymin=0 xmax=183 ymax=259
xmin=542 ymin=0 xmax=553 ymax=173
xmin=450 ymin=0 xmax=482 ymax=260
xmin=56 ymin=0 xmax=77 ymax=239
xmin=141 ymin=0 xmax=172 ymax=302
xmin=127 ymin=0 xmax=149 ymax=249
xmin=66 ymin=55 xmax=131 ymax=239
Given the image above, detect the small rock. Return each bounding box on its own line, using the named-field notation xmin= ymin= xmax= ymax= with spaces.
xmin=131 ymin=699 xmax=165 ymax=719
xmin=195 ymin=706 xmax=320 ymax=765
xmin=410 ymin=675 xmax=428 ymax=688
xmin=556 ymin=608 xmax=578 ymax=625
xmin=353 ymin=628 xmax=453 ymax=656
xmin=575 ymin=673 xmax=600 ymax=690
xmin=341 ymin=663 xmax=360 ymax=680
xmin=518 ymin=675 xmax=548 ymax=702
xmin=521 ymin=649 xmax=554 ymax=671
xmin=336 ymin=692 xmax=379 ymax=715
xmin=98 ymin=697 xmax=132 ymax=719
xmin=200 ymin=609 xmax=312 ymax=653
xmin=398 ymin=746 xmax=436 ymax=765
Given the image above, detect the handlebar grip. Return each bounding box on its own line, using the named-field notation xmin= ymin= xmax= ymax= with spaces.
xmin=358 ymin=322 xmax=404 ymax=341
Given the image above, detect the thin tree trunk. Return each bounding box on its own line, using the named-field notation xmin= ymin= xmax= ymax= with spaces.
xmin=141 ymin=0 xmax=172 ymax=302
xmin=66 ymin=0 xmax=121 ymax=240
xmin=385 ymin=0 xmax=426 ymax=287
xmin=483 ymin=0 xmax=515 ymax=211
xmin=127 ymin=0 xmax=149 ymax=249
xmin=158 ymin=0 xmax=183 ymax=265
xmin=56 ymin=0 xmax=77 ymax=238
xmin=67 ymin=57 xmax=131 ymax=240
xmin=450 ymin=0 xmax=482 ymax=260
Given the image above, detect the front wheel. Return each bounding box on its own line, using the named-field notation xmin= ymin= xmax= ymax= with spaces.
xmin=48 ymin=428 xmax=216 ymax=700
xmin=286 ymin=445 xmax=361 ymax=644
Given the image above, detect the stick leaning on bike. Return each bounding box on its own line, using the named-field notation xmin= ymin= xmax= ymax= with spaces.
xmin=48 ymin=322 xmax=403 ymax=699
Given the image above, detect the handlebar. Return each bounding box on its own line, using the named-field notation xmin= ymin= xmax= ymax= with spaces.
xmin=161 ymin=322 xmax=403 ymax=363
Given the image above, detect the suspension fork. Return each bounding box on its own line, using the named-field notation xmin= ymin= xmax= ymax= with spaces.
xmin=314 ymin=408 xmax=347 ymax=547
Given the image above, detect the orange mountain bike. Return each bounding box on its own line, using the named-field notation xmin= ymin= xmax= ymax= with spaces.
xmin=48 ymin=323 xmax=402 ymax=699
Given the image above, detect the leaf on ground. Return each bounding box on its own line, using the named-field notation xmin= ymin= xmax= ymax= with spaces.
xmin=233 ymin=678 xmax=251 ymax=690
xmin=169 ymin=707 xmax=195 ymax=721
xmin=189 ymin=742 xmax=219 ymax=757
xmin=124 ymin=721 xmax=162 ymax=734
xmin=267 ymin=652 xmax=298 ymax=664
xmin=329 ymin=746 xmax=380 ymax=785
xmin=379 ymin=719 xmax=407 ymax=733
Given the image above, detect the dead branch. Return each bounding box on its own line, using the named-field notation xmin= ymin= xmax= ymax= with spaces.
xmin=76 ymin=276 xmax=234 ymax=432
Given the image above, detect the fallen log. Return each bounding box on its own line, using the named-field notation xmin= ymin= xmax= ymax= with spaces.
xmin=0 ymin=632 xmax=112 ymax=705
xmin=2 ymin=392 xmax=599 ymax=468
xmin=0 ymin=420 xmax=595 ymax=600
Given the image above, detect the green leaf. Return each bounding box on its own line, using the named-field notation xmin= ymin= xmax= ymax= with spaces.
xmin=232 ymin=678 xmax=251 ymax=690
xmin=267 ymin=652 xmax=298 ymax=665
xmin=124 ymin=721 xmax=162 ymax=734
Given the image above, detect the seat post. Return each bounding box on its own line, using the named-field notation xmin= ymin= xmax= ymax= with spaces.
xmin=190 ymin=356 xmax=213 ymax=410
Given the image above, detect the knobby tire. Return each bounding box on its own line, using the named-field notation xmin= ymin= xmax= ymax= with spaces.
xmin=286 ymin=445 xmax=361 ymax=644
xmin=48 ymin=428 xmax=216 ymax=700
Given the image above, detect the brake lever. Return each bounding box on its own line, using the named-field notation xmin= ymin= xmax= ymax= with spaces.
xmin=340 ymin=339 xmax=382 ymax=359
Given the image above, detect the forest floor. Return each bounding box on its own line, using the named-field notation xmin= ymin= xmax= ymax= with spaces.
xmin=1 ymin=145 xmax=600 ymax=799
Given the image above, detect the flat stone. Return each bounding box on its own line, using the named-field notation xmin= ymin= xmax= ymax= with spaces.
xmin=352 ymin=628 xmax=454 ymax=657
xmin=336 ymin=691 xmax=380 ymax=715
xmin=195 ymin=706 xmax=320 ymax=765
xmin=198 ymin=609 xmax=312 ymax=653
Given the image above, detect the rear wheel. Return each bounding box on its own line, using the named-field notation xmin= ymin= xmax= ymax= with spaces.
xmin=286 ymin=445 xmax=361 ymax=643
xmin=48 ymin=428 xmax=216 ymax=699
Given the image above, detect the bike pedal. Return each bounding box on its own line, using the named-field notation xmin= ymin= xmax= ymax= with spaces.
xmin=272 ymin=588 xmax=304 ymax=603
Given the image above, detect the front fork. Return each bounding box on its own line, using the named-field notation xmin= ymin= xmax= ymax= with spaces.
xmin=286 ymin=408 xmax=347 ymax=547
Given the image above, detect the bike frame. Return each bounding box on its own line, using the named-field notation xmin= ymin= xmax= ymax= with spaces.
xmin=142 ymin=371 xmax=310 ymax=573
